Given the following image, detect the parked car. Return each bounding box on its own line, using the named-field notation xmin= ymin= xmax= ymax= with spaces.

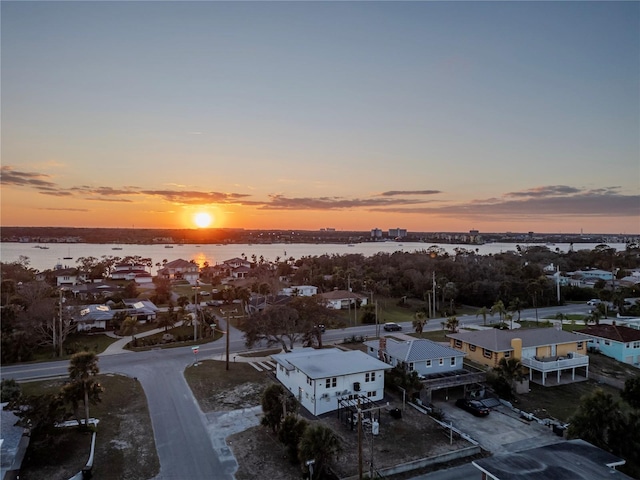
xmin=587 ymin=299 xmax=601 ymax=306
xmin=383 ymin=322 xmax=402 ymax=332
xmin=455 ymin=398 xmax=490 ymax=417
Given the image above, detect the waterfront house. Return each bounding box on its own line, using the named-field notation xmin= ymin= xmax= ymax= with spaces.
xmin=54 ymin=268 xmax=83 ymax=287
xmin=271 ymin=347 xmax=391 ymax=416
xmin=575 ymin=323 xmax=640 ymax=367
xmin=447 ymin=328 xmax=589 ymax=386
xmin=111 ymin=262 xmax=153 ymax=285
xmin=157 ymin=259 xmax=200 ymax=285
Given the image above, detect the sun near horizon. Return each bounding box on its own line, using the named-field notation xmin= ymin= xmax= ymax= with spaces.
xmin=193 ymin=212 xmax=213 ymax=228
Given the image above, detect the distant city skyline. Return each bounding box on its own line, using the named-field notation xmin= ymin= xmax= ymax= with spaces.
xmin=1 ymin=1 xmax=638 ymax=234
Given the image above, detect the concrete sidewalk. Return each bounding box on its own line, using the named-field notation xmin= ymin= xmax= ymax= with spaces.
xmin=101 ymin=322 xmax=186 ymax=356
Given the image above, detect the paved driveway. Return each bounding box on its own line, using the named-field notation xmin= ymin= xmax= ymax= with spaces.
xmin=434 ymin=400 xmax=563 ymax=454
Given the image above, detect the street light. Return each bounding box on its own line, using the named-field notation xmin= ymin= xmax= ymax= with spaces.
xmin=305 ymin=459 xmax=315 ymax=480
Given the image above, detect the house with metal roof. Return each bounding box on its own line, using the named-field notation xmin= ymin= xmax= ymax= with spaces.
xmin=363 ymin=336 xmax=466 ymax=377
xmin=447 ymin=328 xmax=590 ymax=387
xmin=74 ymin=304 xmax=116 ymax=332
xmin=271 ymin=348 xmax=392 ymax=416
xmin=364 ymin=336 xmax=486 ymax=403
xmin=575 ymin=323 xmax=640 ymax=367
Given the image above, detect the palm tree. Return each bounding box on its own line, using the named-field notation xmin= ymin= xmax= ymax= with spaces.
xmin=120 ymin=316 xmax=138 ymax=345
xmin=476 ymin=306 xmax=489 ymax=326
xmin=508 ymin=297 xmax=524 ymax=323
xmin=297 ymin=424 xmax=342 ymax=480
xmin=490 ymin=300 xmax=506 ymax=325
xmin=494 ymin=357 xmax=527 ymax=398
xmin=412 ymin=311 xmax=427 ymax=337
xmin=68 ymin=351 xmax=101 ymax=427
xmin=445 ymin=316 xmax=459 ymax=333
xmin=496 ymin=357 xmax=526 ymax=384
xmin=504 ymin=312 xmax=513 ymax=330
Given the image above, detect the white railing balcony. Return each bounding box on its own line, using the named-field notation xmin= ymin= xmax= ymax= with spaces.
xmin=521 ymin=352 xmax=589 ymax=372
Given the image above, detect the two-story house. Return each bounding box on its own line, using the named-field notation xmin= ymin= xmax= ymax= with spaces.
xmin=157 ymin=259 xmax=200 ymax=285
xmin=575 ymin=323 xmax=640 ymax=367
xmin=111 ymin=263 xmax=153 ymax=285
xmin=55 ymin=268 xmax=84 ymax=287
xmin=447 ymin=328 xmax=590 ymax=387
xmin=271 ymin=348 xmax=392 ymax=416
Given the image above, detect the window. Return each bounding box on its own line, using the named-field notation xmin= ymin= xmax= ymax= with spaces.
xmin=577 ymin=342 xmax=584 ymax=350
xmin=504 ymin=351 xmax=511 ymax=358
xmin=438 ymin=358 xmax=444 ymax=366
xmin=307 ymin=376 xmax=312 ymax=386
xmin=425 ymin=360 xmax=432 ymax=368
xmin=367 ymin=391 xmax=377 ymax=398
xmin=408 ymin=363 xmax=415 ymax=371
xmin=483 ymin=349 xmax=492 ymax=359
xmin=325 ymin=377 xmax=337 ymax=388
xmin=450 ymin=357 xmax=456 ymax=366
xmin=604 ymin=340 xmax=610 ymax=346
xmin=454 ymin=339 xmax=462 ymax=348
xmin=633 ymin=342 xmax=640 ymax=349
xmin=469 ymin=344 xmax=476 ymax=352
xmin=365 ymin=372 xmax=375 ymax=382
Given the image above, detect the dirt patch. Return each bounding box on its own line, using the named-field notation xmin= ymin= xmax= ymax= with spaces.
xmin=16 ymin=374 xmax=159 ymax=480
xmin=229 ymin=394 xmax=476 ymax=480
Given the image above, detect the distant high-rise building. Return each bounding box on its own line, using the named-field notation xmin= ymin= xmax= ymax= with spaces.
xmin=388 ymin=228 xmax=407 ymax=238
xmin=371 ymin=228 xmax=383 ymax=238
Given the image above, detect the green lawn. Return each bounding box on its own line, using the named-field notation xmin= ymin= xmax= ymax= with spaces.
xmin=125 ymin=325 xmax=221 ymax=351
xmin=30 ymin=333 xmax=119 ymax=363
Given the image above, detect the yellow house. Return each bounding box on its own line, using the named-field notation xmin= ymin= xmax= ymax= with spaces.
xmin=446 ymin=328 xmax=589 ymax=386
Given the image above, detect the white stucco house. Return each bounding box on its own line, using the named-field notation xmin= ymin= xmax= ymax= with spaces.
xmin=271 ymin=348 xmax=392 ymax=416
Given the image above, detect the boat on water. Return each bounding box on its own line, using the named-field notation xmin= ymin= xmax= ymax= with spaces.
xmin=165 ymin=245 xmax=174 ymax=249
xmin=63 ymin=247 xmax=73 ymax=259
xmin=112 ymin=247 xmax=123 ymax=250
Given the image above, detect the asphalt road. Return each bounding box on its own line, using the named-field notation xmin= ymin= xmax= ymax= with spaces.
xmin=0 ymin=303 xmax=593 ymax=479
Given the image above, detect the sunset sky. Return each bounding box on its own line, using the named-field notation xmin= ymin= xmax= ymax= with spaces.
xmin=2 ymin=1 xmax=639 ymax=234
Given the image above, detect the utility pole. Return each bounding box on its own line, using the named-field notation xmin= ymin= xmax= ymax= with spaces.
xmin=432 ymin=272 xmax=436 ymax=319
xmin=193 ymin=286 xmax=199 ymax=342
xmin=225 ymin=311 xmax=230 ymax=371
xmin=58 ymin=288 xmax=64 ymax=357
xmin=357 ymin=398 xmax=363 ymax=480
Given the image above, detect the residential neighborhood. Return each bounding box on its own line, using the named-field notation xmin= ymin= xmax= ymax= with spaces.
xmin=1 ymin=241 xmax=639 ymax=480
